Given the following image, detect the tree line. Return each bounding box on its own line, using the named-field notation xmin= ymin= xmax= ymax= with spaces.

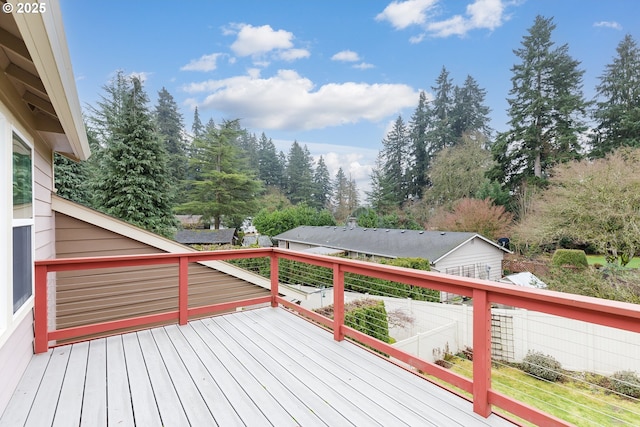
xmin=55 ymin=15 xmax=640 ymax=265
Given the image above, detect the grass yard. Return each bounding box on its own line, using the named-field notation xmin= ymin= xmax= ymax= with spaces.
xmin=445 ymin=359 xmax=640 ymax=426
xmin=586 ymin=255 xmax=640 ymax=268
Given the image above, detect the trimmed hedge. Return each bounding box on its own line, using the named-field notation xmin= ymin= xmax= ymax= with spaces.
xmin=552 ymin=249 xmax=589 ymax=269
xmin=610 ymin=370 xmax=640 ymax=399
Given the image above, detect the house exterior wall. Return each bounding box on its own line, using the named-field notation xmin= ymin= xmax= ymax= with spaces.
xmin=55 ymin=213 xmax=269 ymax=338
xmin=0 ymin=101 xmax=55 ymax=414
xmin=432 ymin=237 xmax=504 ymax=281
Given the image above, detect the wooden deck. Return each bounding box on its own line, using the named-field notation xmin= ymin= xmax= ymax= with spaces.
xmin=0 ymin=308 xmax=516 ymax=426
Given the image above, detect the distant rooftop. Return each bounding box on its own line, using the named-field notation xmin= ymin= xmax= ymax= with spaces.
xmin=175 ymin=229 xmax=237 ymax=245
xmin=274 ymin=226 xmax=507 ymax=262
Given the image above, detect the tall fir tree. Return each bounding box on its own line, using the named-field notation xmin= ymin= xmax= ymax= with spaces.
xmin=312 ymin=155 xmax=332 ymax=210
xmin=92 ymin=76 xmax=177 ymax=237
xmin=366 ymin=154 xmax=397 ymax=214
xmin=451 ymin=75 xmax=492 ymax=142
xmin=380 ymin=115 xmax=410 ymax=206
xmin=154 ymin=87 xmax=187 ymax=201
xmin=493 ymin=15 xmax=588 ymax=189
xmin=191 ymin=106 xmax=204 ymax=138
xmin=427 ymin=66 xmax=455 ymax=156
xmin=591 ymin=34 xmax=640 ymax=158
xmin=408 ymin=91 xmax=431 ymax=199
xmin=179 ymin=119 xmax=262 ymax=229
xmin=285 ymin=141 xmax=314 ymax=204
xmin=257 ymin=133 xmax=284 ymax=187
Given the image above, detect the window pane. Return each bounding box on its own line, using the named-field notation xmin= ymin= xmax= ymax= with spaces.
xmin=13 ymin=134 xmax=32 ymax=219
xmin=13 ymin=225 xmax=33 ymax=313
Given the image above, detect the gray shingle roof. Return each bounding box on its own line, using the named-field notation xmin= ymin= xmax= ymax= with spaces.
xmin=273 ymin=226 xmax=505 ymax=262
xmin=174 ymin=229 xmax=237 ymax=245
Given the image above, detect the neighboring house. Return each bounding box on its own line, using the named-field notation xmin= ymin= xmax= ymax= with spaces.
xmin=274 ymin=226 xmax=510 ymax=281
xmin=1 ymin=4 xmax=90 ymax=413
xmin=175 ymin=228 xmax=238 ymax=246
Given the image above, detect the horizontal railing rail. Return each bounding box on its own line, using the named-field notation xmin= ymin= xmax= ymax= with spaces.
xmin=34 ymin=248 xmax=640 ymax=426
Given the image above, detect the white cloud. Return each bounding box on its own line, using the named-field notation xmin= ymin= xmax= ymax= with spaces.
xmin=593 ymin=21 xmax=622 ymax=31
xmin=279 ymin=48 xmax=311 ymax=61
xmin=378 ymin=0 xmax=510 ymax=39
xmin=375 ymin=0 xmax=438 ymax=30
xmin=332 ymin=50 xmax=361 ymax=62
xmin=427 ymin=0 xmax=506 ymax=37
xmin=354 ymin=62 xmax=375 ymax=70
xmin=183 ymin=69 xmax=419 ymax=131
xmin=230 ymin=24 xmax=294 ymax=56
xmin=181 ymin=53 xmax=223 ymax=72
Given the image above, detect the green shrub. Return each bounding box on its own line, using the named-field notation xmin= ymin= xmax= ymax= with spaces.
xmin=316 ymin=298 xmax=391 ymax=343
xmin=521 ymin=351 xmax=563 ymax=382
xmin=610 ymin=370 xmax=640 ymax=399
xmin=552 ymin=249 xmax=588 ymax=269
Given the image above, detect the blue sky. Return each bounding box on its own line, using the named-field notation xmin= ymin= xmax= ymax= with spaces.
xmin=59 ymin=0 xmax=640 ymax=194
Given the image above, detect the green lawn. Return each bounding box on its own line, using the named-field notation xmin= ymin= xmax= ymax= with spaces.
xmin=446 ymin=359 xmax=640 ymax=426
xmin=586 ymin=255 xmax=640 ymax=268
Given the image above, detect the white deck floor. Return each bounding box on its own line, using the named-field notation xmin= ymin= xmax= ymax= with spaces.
xmin=0 ymin=307 xmax=516 ymax=426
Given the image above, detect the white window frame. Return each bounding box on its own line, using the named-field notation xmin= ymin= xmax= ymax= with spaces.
xmin=11 ymin=128 xmax=35 ymax=319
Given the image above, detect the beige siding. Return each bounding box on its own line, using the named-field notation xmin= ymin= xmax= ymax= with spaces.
xmin=433 ymin=238 xmax=504 ymax=281
xmin=55 ymin=213 xmax=269 ymax=337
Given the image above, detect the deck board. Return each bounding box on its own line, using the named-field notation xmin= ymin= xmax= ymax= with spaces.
xmin=0 ymin=307 xmax=516 ymax=427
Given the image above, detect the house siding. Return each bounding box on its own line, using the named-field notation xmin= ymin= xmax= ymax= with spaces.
xmin=433 ymin=237 xmax=504 ymax=281
xmin=54 ymin=213 xmax=269 ymax=339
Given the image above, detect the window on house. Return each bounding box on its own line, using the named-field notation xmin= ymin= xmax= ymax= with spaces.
xmin=12 ymin=133 xmax=33 ymax=314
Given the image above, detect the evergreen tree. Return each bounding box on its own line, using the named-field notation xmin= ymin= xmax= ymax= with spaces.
xmin=333 ymin=167 xmax=350 ymax=221
xmin=239 ymin=132 xmax=260 ymax=172
xmin=154 ymin=87 xmax=187 ymax=198
xmin=192 ymin=106 xmax=204 ymax=138
xmin=257 ymin=133 xmax=284 ymax=187
xmin=92 ymin=77 xmax=177 ymax=237
xmin=285 ymin=141 xmax=314 ymax=204
xmin=408 ymin=91 xmax=431 ymax=198
xmin=312 ymin=155 xmax=332 ymax=210
xmin=380 ymin=116 xmax=410 ymax=206
xmin=495 ymin=16 xmax=588 ymax=189
xmin=366 ymin=153 xmax=397 ymax=214
xmin=179 ymin=119 xmax=262 ymax=229
xmin=591 ymin=34 xmax=640 ymax=158
xmin=451 ymin=75 xmax=492 ymax=142
xmin=427 ymin=66 xmax=455 ymax=155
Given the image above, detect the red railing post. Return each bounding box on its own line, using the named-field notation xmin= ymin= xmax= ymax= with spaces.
xmin=34 ymin=264 xmax=49 ymax=353
xmin=270 ymin=254 xmax=279 ymax=307
xmin=472 ymin=288 xmax=492 ymax=417
xmin=333 ymin=263 xmax=345 ymax=341
xmin=179 ymin=256 xmax=188 ymax=325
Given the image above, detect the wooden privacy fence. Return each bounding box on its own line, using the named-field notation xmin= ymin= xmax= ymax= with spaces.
xmin=34 ymin=248 xmax=640 ymax=426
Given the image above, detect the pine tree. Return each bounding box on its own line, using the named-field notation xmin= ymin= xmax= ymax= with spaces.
xmin=408 ymin=91 xmax=431 ymax=198
xmin=285 ymin=141 xmax=314 ymax=204
xmin=427 ymin=66 xmax=455 ymax=155
xmin=92 ymin=77 xmax=177 ymax=237
xmin=380 ymin=116 xmax=410 ymax=206
xmin=179 ymin=119 xmax=262 ymax=229
xmin=312 ymin=156 xmax=332 ymax=210
xmin=496 ymin=15 xmax=588 ymax=188
xmin=591 ymin=34 xmax=640 ymax=158
xmin=154 ymin=87 xmax=187 ymax=199
xmin=257 ymin=133 xmax=284 ymax=187
xmin=192 ymin=106 xmax=204 ymax=138
xmin=451 ymin=75 xmax=492 ymax=141
xmin=366 ymin=154 xmax=397 ymax=214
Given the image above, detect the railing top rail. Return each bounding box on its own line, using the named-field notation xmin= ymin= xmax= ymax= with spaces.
xmin=36 ymin=247 xmax=640 ymax=327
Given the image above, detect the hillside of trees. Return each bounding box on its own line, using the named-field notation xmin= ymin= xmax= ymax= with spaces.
xmin=55 ymin=15 xmax=640 ymax=270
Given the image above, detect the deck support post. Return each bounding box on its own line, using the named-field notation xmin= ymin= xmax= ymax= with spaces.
xmin=472 ymin=288 xmax=492 ymax=417
xmin=270 ymin=255 xmax=279 ymax=307
xmin=333 ymin=263 xmax=344 ymax=341
xmin=34 ymin=264 xmax=49 ymax=353
xmin=179 ymin=256 xmax=188 ymax=325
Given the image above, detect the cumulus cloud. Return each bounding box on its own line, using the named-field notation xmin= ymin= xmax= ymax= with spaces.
xmin=229 ymin=23 xmax=294 ymax=56
xmin=378 ymin=0 xmax=510 ymax=39
xmin=332 ymin=50 xmax=361 ymax=62
xmin=181 ymin=53 xmax=223 ymax=72
xmin=375 ymin=0 xmax=438 ymax=30
xmin=593 ymin=21 xmax=622 ymax=30
xmin=278 ymin=48 xmax=311 ymax=61
xmin=183 ymin=69 xmax=419 ymax=131
xmin=354 ymin=62 xmax=375 ymax=70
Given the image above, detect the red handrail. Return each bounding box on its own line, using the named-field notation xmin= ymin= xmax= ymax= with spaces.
xmin=34 ymin=248 xmax=640 ymax=426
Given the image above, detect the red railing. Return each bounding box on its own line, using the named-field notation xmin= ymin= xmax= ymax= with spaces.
xmin=34 ymin=248 xmax=640 ymax=426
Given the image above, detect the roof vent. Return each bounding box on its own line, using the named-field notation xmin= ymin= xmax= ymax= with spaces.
xmin=373 ymin=228 xmax=377 ymax=231
xmin=386 ymin=229 xmax=390 ymax=232
xmin=401 ymin=230 xmax=405 ymax=233
xmin=419 ymin=231 xmax=424 ymax=234
xmin=363 ymin=228 xmax=367 ymax=231
xmin=440 ymin=232 xmax=446 ymax=235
